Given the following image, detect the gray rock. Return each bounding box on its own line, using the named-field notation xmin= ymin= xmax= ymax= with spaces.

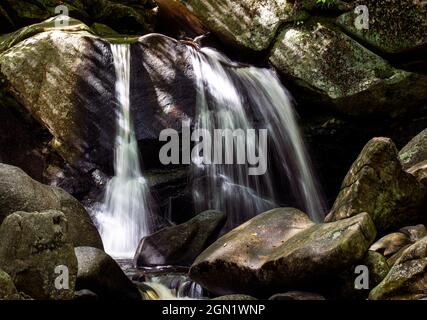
xmin=74 ymin=247 xmax=140 ymax=300
xmin=212 ymin=294 xmax=257 ymax=300
xmin=326 ymin=138 xmax=427 ymax=234
xmin=0 ymin=163 xmax=103 ymax=248
xmin=73 ymin=289 xmax=99 ymax=301
xmin=134 ymin=210 xmax=226 ymax=267
xmin=369 ymin=236 xmax=427 ymax=300
xmin=0 ymin=210 xmax=78 ymax=300
xmin=269 ymin=21 xmax=427 ymax=116
xmin=190 ymin=209 xmax=376 ymax=295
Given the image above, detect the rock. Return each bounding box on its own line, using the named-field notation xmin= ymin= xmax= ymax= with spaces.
xmin=172 ymin=0 xmax=309 ymax=51
xmin=90 ymin=22 xmax=119 ymax=37
xmin=0 ymin=163 xmax=103 ymax=248
xmin=369 ymin=236 xmax=427 ymax=300
xmin=189 ymin=209 xmax=376 ymax=295
xmin=337 ymin=0 xmax=427 ymax=54
xmin=0 ymin=0 xmax=155 ymax=35
xmin=269 ymin=291 xmax=325 ymax=300
xmin=74 ymin=247 xmax=140 ymax=300
xmin=363 ymin=251 xmax=390 ymax=288
xmin=399 ymin=129 xmax=427 ymax=170
xmin=0 ymin=210 xmax=78 ymax=300
xmin=407 ymin=161 xmax=427 ymax=187
xmin=325 ymin=138 xmax=427 ymax=234
xmin=73 ymin=289 xmax=99 ymax=301
xmin=370 ymin=225 xmax=427 ymax=267
xmin=0 ymin=269 xmax=20 ymax=300
xmin=212 ymin=294 xmax=257 ymax=300
xmin=134 ymin=210 xmax=226 ymax=267
xmin=269 ymin=20 xmax=427 ymax=116
xmin=1 ymin=20 xmax=196 ymax=177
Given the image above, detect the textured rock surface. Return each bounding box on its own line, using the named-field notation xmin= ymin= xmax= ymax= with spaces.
xmin=0 ymin=163 xmax=103 ymax=248
xmin=0 ymin=210 xmax=78 ymax=300
xmin=174 ymin=0 xmax=308 ymax=51
xmin=337 ymin=0 xmax=427 ymax=54
xmin=399 ymin=128 xmax=427 ymax=170
xmin=269 ymin=21 xmax=427 ymax=116
xmin=326 ymin=138 xmax=427 ymax=234
xmin=134 ymin=210 xmax=226 ymax=267
xmin=369 ymin=236 xmax=427 ymax=300
xmin=190 ymin=210 xmax=376 ymax=295
xmin=74 ymin=247 xmax=140 ymax=300
xmin=0 ymin=269 xmax=20 ymax=300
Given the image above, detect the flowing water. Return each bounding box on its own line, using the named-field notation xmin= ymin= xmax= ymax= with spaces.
xmin=96 ymin=44 xmax=153 ymax=258
xmin=190 ymin=47 xmax=326 ymax=226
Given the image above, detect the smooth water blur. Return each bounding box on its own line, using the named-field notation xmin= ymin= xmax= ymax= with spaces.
xmin=96 ymin=44 xmax=153 ymax=258
xmin=190 ymin=47 xmax=326 ymax=226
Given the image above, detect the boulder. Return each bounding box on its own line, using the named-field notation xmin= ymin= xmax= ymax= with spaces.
xmin=369 ymin=236 xmax=427 ymax=300
xmin=269 ymin=21 xmax=427 ymax=116
xmin=370 ymin=225 xmax=427 ymax=266
xmin=189 ymin=209 xmax=376 ymax=295
xmin=0 ymin=269 xmax=20 ymax=300
xmin=74 ymin=247 xmax=140 ymax=300
xmin=134 ymin=210 xmax=226 ymax=267
xmin=337 ymin=0 xmax=427 ymax=54
xmin=407 ymin=161 xmax=427 ymax=187
xmin=0 ymin=0 xmax=156 ymax=34
xmin=0 ymin=210 xmax=78 ymax=300
xmin=326 ymin=138 xmax=427 ymax=234
xmin=399 ymin=129 xmax=427 ymax=170
xmin=169 ymin=0 xmax=309 ymax=51
xmin=0 ymin=163 xmax=103 ymax=248
xmin=269 ymin=291 xmax=325 ymax=300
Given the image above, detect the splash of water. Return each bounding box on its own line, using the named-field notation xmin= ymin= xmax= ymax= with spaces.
xmin=190 ymin=47 xmax=326 ymax=226
xmin=97 ymin=44 xmax=153 ymax=258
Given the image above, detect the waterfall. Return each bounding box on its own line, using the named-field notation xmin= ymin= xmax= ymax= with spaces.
xmin=96 ymin=44 xmax=153 ymax=258
xmin=190 ymin=47 xmax=326 ymax=226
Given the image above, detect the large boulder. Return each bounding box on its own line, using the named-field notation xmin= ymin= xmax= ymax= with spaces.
xmin=326 ymin=138 xmax=427 ymax=234
xmin=168 ymin=0 xmax=309 ymax=51
xmin=134 ymin=210 xmax=226 ymax=267
xmin=369 ymin=236 xmax=427 ymax=300
xmin=0 ymin=19 xmax=195 ymax=176
xmin=337 ymin=0 xmax=427 ymax=54
xmin=269 ymin=21 xmax=427 ymax=116
xmin=189 ymin=209 xmax=376 ymax=296
xmin=74 ymin=247 xmax=140 ymax=300
xmin=0 ymin=210 xmax=78 ymax=300
xmin=0 ymin=269 xmax=20 ymax=300
xmin=0 ymin=163 xmax=103 ymax=248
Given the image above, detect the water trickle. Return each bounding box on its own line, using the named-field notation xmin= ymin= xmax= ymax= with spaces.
xmin=190 ymin=47 xmax=326 ymax=226
xmin=96 ymin=43 xmax=154 ymax=258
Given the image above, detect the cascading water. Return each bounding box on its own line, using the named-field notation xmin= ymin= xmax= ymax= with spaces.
xmin=96 ymin=44 xmax=153 ymax=258
xmin=190 ymin=47 xmax=326 ymax=226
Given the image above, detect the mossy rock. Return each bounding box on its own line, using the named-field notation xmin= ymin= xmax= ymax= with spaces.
xmin=0 ymin=269 xmax=20 ymax=300
xmin=269 ymin=19 xmax=427 ymax=116
xmin=337 ymin=0 xmax=427 ymax=54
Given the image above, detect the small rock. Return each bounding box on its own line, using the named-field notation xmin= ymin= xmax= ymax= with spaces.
xmin=269 ymin=291 xmax=325 ymax=300
xmin=0 ymin=269 xmax=20 ymax=300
